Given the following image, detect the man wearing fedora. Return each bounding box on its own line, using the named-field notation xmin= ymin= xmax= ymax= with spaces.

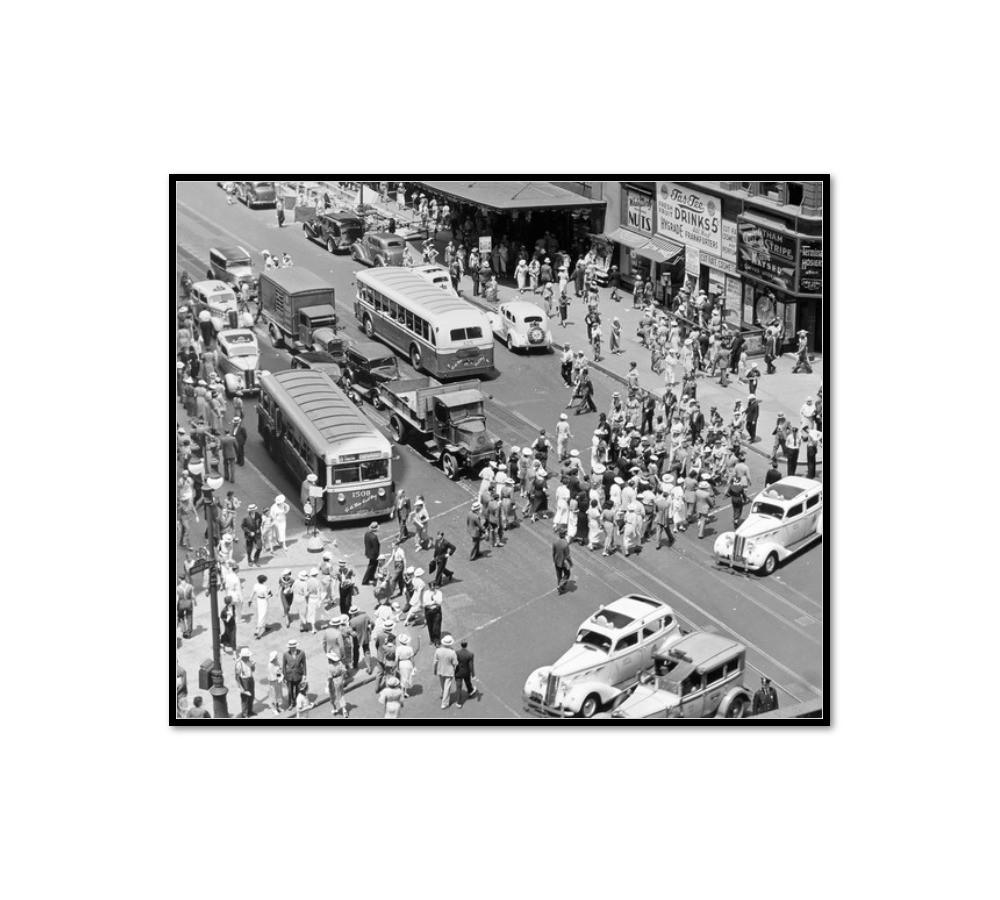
xmin=361 ymin=522 xmax=381 ymax=585
xmin=349 ymin=604 xmax=373 ymax=675
xmin=282 ymin=639 xmax=307 ymax=708
xmin=455 ymin=639 xmax=477 ymax=708
xmin=552 ymin=526 xmax=572 ymax=594
xmin=241 ymin=503 xmax=263 ymax=566
xmin=433 ymin=634 xmax=459 ymax=709
xmin=234 ymin=647 xmax=256 ymax=718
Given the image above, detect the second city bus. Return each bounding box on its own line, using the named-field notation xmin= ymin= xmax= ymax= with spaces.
xmin=256 ymin=368 xmax=395 ymax=523
xmin=354 ymin=266 xmax=494 ymax=378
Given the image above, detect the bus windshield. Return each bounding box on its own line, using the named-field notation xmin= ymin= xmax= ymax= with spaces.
xmin=331 ymin=458 xmax=390 ymax=485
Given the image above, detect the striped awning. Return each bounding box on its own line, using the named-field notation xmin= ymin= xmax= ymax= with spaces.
xmin=605 ymin=226 xmax=648 ymax=249
xmin=636 ymin=235 xmax=685 ymax=263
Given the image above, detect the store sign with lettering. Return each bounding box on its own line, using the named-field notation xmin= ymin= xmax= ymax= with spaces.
xmin=725 ymin=276 xmax=742 ymax=314
xmin=700 ymin=251 xmax=738 ymax=276
xmin=656 ymin=182 xmax=722 ymax=254
xmin=798 ymin=238 xmax=823 ymax=294
xmin=737 ymin=218 xmax=797 ymax=290
xmin=625 ymin=190 xmax=653 ymax=233
xmin=721 ymin=218 xmax=738 ymax=263
xmin=685 ymin=245 xmax=700 ymax=276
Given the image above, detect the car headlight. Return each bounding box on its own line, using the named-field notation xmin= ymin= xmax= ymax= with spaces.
xmin=337 ymin=494 xmax=345 ymax=503
xmin=377 ymin=488 xmax=386 ymax=497
xmin=745 ymin=540 xmax=757 ymax=554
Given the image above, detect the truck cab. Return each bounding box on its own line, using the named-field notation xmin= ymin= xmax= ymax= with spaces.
xmin=431 ymin=390 xmax=495 ymax=478
xmin=294 ymin=304 xmax=344 ymax=359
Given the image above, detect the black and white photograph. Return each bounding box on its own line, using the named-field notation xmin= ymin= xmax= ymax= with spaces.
xmin=172 ymin=178 xmax=828 ymax=723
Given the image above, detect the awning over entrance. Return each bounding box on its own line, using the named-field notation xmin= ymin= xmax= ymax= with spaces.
xmin=636 ymin=235 xmax=684 ymax=263
xmin=605 ymin=226 xmax=647 ymax=249
xmin=416 ymin=181 xmax=606 ymax=212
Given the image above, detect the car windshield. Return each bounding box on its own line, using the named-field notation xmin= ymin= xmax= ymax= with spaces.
xmin=225 ymin=342 xmax=257 ymax=357
xmin=575 ymin=629 xmax=612 ymax=653
xmin=589 ymin=609 xmax=635 ymax=630
xmin=751 ymin=501 xmax=785 ymax=519
xmin=331 ymin=458 xmax=389 ymax=484
xmin=372 ymin=360 xmax=398 ymax=375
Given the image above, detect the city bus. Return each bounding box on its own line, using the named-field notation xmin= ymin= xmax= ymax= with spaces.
xmin=354 ymin=267 xmax=494 ymax=378
xmin=256 ymin=369 xmax=395 ymax=524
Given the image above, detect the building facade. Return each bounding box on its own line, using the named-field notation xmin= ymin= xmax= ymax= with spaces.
xmin=595 ymin=179 xmax=824 ymax=352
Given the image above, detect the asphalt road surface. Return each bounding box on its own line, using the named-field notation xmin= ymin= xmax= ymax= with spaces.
xmin=174 ymin=180 xmax=825 ymax=719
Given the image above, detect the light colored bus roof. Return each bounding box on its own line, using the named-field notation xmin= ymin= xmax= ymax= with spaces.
xmin=356 ymin=267 xmax=479 ymax=318
xmin=260 ymin=369 xmax=391 ymax=462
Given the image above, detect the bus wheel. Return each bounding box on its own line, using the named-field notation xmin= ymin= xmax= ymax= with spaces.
xmin=269 ymin=324 xmax=283 ymax=348
xmin=364 ymin=316 xmax=374 ymax=338
xmin=409 ymin=344 xmax=422 ymax=370
xmin=390 ymin=416 xmax=405 ymax=443
xmin=442 ymin=453 xmax=459 ymax=480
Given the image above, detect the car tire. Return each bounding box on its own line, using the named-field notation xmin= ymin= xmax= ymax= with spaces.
xmin=269 ymin=324 xmax=283 ymax=348
xmin=364 ymin=316 xmax=374 ymax=338
xmin=723 ymin=693 xmax=749 ymax=718
xmin=442 ymin=453 xmax=459 ymax=480
xmin=579 ymin=694 xmax=600 ymax=719
xmin=762 ymin=552 xmax=778 ymax=576
xmin=327 ymin=239 xmax=335 ymax=254
xmin=390 ymin=416 xmax=406 ymax=443
xmin=409 ymin=344 xmax=422 ymax=370
xmin=375 ymin=256 xmax=386 ymax=266
xmin=371 ymin=394 xmax=384 ymax=411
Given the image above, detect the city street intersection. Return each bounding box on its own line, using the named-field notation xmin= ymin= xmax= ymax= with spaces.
xmin=174 ymin=180 xmax=825 ymax=720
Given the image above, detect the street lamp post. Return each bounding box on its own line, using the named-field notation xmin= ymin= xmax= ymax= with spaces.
xmin=188 ymin=457 xmax=230 ymax=719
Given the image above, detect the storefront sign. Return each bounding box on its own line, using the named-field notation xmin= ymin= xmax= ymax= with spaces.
xmin=478 ymin=236 xmax=492 ymax=256
xmin=700 ymin=251 xmax=738 ymax=276
xmin=737 ymin=218 xmax=797 ymax=290
xmin=721 ymin=218 xmax=738 ymax=263
xmin=624 ymin=189 xmax=653 ymax=233
xmin=685 ymin=245 xmax=700 ymax=277
xmin=656 ymin=182 xmax=722 ymax=255
xmin=726 ymin=276 xmax=742 ymax=314
xmin=798 ymin=238 xmax=823 ymax=294
xmin=707 ymin=268 xmax=725 ymax=296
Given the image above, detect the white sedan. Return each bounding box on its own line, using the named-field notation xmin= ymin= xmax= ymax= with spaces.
xmin=412 ymin=264 xmax=459 ymax=297
xmin=216 ymin=329 xmax=261 ymax=396
xmin=486 ymin=300 xmax=553 ymax=352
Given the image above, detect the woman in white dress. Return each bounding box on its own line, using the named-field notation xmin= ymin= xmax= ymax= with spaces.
xmin=396 ymin=633 xmax=416 ymax=698
xmin=586 ymin=498 xmax=603 ymax=550
xmin=270 ymin=494 xmax=290 ymax=551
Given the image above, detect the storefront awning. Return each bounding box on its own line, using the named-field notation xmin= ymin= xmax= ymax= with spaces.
xmin=605 ymin=226 xmax=647 ymax=250
xmin=416 ymin=181 xmax=606 ymax=212
xmin=636 ymin=235 xmax=684 ymax=263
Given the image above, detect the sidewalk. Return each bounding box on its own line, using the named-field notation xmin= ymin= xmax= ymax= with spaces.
xmin=406 ymin=231 xmax=823 ymax=471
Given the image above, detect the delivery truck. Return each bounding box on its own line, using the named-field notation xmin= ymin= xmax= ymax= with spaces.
xmin=378 ymin=376 xmax=497 ymax=479
xmin=258 ymin=267 xmax=345 ymax=358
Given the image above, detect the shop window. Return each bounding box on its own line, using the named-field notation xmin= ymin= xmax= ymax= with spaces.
xmin=760 ymin=182 xmax=786 ymax=203
xmin=787 ymin=183 xmax=804 ymax=207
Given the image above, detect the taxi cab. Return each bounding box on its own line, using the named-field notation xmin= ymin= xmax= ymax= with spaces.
xmin=190 ymin=280 xmax=253 ymax=334
xmin=486 ymin=300 xmax=553 ymax=352
xmin=216 ymin=329 xmax=261 ymax=396
xmin=523 ymin=595 xmax=683 ymax=718
xmin=714 ymin=476 xmax=823 ymax=575
xmin=351 ymin=231 xmax=407 ymax=267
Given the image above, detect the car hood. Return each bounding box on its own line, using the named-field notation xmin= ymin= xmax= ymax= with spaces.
xmin=228 ymin=356 xmax=259 ymax=372
xmin=614 ymin=684 xmax=679 ymax=718
xmin=229 ymin=265 xmax=255 ymax=280
xmin=550 ymin=643 xmax=611 ymax=679
xmin=735 ymin=513 xmax=784 ymax=540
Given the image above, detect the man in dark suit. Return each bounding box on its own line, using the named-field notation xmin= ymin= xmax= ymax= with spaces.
xmin=745 ymin=394 xmax=760 ymax=443
xmin=282 ymin=639 xmax=307 ymax=708
xmin=552 ymin=526 xmax=572 ymax=594
xmin=467 ymin=502 xmax=484 ymax=561
xmin=241 ymin=503 xmax=263 ymax=566
xmin=432 ymin=531 xmax=456 ymax=587
xmin=689 ymin=403 xmax=706 ymax=443
xmin=455 ymin=640 xmax=477 ymax=707
xmin=233 ymin=417 xmax=247 ymax=466
xmin=220 ymin=432 xmax=238 ymax=482
xmin=361 ymin=522 xmax=380 ymax=585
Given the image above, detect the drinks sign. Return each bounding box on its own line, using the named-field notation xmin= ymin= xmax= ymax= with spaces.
xmin=656 ymin=182 xmax=722 ymax=254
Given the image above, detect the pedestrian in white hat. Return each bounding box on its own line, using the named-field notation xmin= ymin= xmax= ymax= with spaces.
xmin=270 ymin=494 xmax=290 ymax=551
xmin=433 ymin=634 xmax=459 ymax=709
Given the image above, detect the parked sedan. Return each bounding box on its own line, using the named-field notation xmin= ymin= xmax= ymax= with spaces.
xmin=303 ymin=212 xmax=364 ymax=254
xmin=236 ymin=181 xmax=276 ymax=209
xmin=486 ymin=300 xmax=553 ymax=352
xmin=350 ymin=231 xmax=406 ymax=267
xmin=216 ymin=329 xmax=261 ymax=396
